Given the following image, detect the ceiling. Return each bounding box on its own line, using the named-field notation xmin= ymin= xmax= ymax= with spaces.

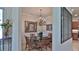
xmin=22 ymin=7 xmax=79 ymax=18
xmin=22 ymin=7 xmax=52 ymax=16
xmin=71 ymin=7 xmax=79 ymax=18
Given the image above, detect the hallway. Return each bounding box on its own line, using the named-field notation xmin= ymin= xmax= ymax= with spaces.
xmin=72 ymin=7 xmax=79 ymax=51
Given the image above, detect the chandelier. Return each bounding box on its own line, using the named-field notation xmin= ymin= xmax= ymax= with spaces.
xmin=38 ymin=9 xmax=47 ymax=26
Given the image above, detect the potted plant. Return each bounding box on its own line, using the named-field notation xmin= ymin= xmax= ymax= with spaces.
xmin=0 ymin=19 xmax=12 ymax=38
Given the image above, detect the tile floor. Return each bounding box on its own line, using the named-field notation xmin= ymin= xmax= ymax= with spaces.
xmin=72 ymin=40 xmax=79 ymax=51
xmin=0 ymin=39 xmax=78 ymax=51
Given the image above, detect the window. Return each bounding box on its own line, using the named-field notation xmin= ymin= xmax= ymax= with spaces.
xmin=0 ymin=9 xmax=3 ymax=39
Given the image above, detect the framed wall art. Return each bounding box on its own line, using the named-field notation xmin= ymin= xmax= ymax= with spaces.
xmin=61 ymin=7 xmax=72 ymax=44
xmin=25 ymin=21 xmax=37 ymax=32
xmin=46 ymin=24 xmax=52 ymax=31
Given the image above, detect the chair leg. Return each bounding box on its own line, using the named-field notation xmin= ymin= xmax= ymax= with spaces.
xmin=25 ymin=44 xmax=27 ymax=50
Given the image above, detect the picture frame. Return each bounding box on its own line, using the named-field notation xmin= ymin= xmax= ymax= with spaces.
xmin=25 ymin=21 xmax=37 ymax=32
xmin=46 ymin=24 xmax=52 ymax=31
xmin=61 ymin=7 xmax=72 ymax=44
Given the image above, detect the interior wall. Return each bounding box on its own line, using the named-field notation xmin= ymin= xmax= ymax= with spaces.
xmin=53 ymin=7 xmax=73 ymax=51
xmin=11 ymin=7 xmax=22 ymax=51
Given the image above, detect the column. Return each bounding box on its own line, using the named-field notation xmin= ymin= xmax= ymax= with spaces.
xmin=12 ymin=7 xmax=22 ymax=51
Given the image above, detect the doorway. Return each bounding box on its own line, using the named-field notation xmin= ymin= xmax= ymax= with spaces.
xmin=21 ymin=7 xmax=52 ymax=51
xmin=72 ymin=7 xmax=79 ymax=51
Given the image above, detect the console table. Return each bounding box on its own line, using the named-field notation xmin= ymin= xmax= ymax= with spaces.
xmin=0 ymin=37 xmax=12 ymax=51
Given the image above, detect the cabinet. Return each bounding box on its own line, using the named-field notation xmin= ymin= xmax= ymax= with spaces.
xmin=72 ymin=33 xmax=78 ymax=40
xmin=72 ymin=21 xmax=79 ymax=29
